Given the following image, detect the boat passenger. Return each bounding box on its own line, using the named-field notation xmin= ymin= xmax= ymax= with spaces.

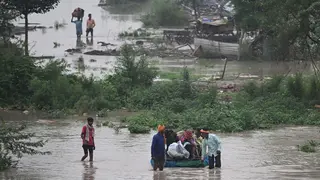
xmin=200 ymin=129 xmax=222 ymax=169
xmin=181 ymin=130 xmax=196 ymax=159
xmin=193 ymin=128 xmax=203 ymax=157
xmin=151 ymin=124 xmax=166 ymax=171
xmin=164 ymin=129 xmax=178 ymax=152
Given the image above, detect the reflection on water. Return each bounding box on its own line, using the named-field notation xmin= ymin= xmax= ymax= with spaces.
xmin=86 ymin=37 xmax=94 ymax=46
xmin=82 ymin=162 xmax=96 ymax=180
xmin=76 ymin=37 xmax=86 ymax=49
xmin=0 ymin=117 xmax=320 ymax=180
xmin=153 ymin=172 xmax=166 ymax=180
xmin=14 ymin=0 xmax=316 ymax=80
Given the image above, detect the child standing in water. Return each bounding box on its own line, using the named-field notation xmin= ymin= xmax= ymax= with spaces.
xmin=81 ymin=117 xmax=95 ymax=161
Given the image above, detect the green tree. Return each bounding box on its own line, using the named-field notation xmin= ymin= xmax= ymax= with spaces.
xmin=0 ymin=121 xmax=51 ymax=171
xmin=6 ymin=0 xmax=60 ymax=55
xmin=108 ymin=44 xmax=158 ymax=103
xmin=0 ymin=2 xmax=19 ymax=44
xmin=0 ymin=44 xmax=36 ymax=109
xmin=232 ymin=0 xmax=320 ymax=60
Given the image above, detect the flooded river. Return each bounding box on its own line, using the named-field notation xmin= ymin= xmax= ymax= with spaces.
xmin=1 ymin=116 xmax=320 ymax=180
xmin=3 ymin=1 xmax=320 ymax=179
xmin=15 ymin=0 xmax=312 ymax=79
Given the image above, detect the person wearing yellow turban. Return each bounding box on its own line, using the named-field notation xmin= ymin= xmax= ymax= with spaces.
xmin=151 ymin=124 xmax=166 ymax=171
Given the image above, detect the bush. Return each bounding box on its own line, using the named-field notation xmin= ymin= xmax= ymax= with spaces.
xmin=124 ymin=72 xmax=320 ymax=133
xmin=141 ymin=0 xmax=188 ymax=27
xmin=0 ymin=43 xmax=157 ymax=116
xmin=2 ymin=41 xmax=320 ymax=134
xmin=128 ymin=124 xmax=150 ymax=134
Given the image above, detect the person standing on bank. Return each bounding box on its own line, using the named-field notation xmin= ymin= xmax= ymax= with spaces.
xmin=200 ymin=129 xmax=221 ymax=169
xmin=86 ymin=14 xmax=96 ymax=37
xmin=151 ymin=124 xmax=166 ymax=171
xmin=81 ymin=117 xmax=95 ymax=161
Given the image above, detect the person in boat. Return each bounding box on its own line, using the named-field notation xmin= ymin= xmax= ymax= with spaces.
xmin=81 ymin=117 xmax=95 ymax=161
xmin=71 ymin=16 xmax=83 ymax=38
xmin=164 ymin=129 xmax=179 ymax=152
xmin=151 ymin=124 xmax=166 ymax=171
xmin=193 ymin=128 xmax=203 ymax=157
xmin=180 ymin=130 xmax=196 ymax=159
xmin=200 ymin=129 xmax=221 ymax=169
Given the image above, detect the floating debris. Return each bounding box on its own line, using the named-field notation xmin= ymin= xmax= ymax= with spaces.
xmin=65 ymin=48 xmax=82 ymax=54
xmin=30 ymin=56 xmax=55 ymax=60
xmin=53 ymin=42 xmax=61 ymax=48
xmin=136 ymin=40 xmax=144 ymax=45
xmin=97 ymin=41 xmax=116 ymax=46
xmin=84 ymin=49 xmax=120 ymax=56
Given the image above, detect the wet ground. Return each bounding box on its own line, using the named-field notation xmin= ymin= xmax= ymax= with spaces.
xmin=1 ymin=117 xmax=320 ymax=180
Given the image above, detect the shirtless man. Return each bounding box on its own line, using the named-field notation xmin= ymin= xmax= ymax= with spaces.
xmin=86 ymin=14 xmax=96 ymax=37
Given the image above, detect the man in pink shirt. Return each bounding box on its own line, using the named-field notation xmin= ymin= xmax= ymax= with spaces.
xmin=81 ymin=117 xmax=95 ymax=161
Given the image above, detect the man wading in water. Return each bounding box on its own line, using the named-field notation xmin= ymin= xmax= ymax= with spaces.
xmin=81 ymin=117 xmax=95 ymax=161
xmin=71 ymin=16 xmax=83 ymax=38
xmin=86 ymin=13 xmax=95 ymax=37
xmin=200 ymin=129 xmax=221 ymax=169
xmin=151 ymin=125 xmax=166 ymax=171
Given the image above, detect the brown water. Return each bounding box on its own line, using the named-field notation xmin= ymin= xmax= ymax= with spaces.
xmin=5 ymin=1 xmax=320 ymax=179
xmin=1 ymin=117 xmax=320 ymax=180
xmin=14 ymin=0 xmax=314 ymax=80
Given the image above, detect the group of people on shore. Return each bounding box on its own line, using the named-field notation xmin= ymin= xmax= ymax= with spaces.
xmin=151 ymin=125 xmax=222 ymax=171
xmin=71 ymin=7 xmax=96 ymax=38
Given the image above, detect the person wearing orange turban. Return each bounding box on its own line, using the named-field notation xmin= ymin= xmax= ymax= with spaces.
xmin=157 ymin=125 xmax=165 ymax=132
xmin=151 ymin=124 xmax=166 ymax=171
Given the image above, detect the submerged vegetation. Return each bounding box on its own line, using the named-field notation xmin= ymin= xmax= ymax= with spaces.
xmin=298 ymin=140 xmax=320 ymax=153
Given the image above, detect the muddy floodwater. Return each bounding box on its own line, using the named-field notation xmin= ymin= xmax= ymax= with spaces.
xmin=3 ymin=0 xmax=320 ymax=179
xmin=14 ymin=0 xmax=314 ymax=79
xmin=1 ymin=116 xmax=320 ymax=180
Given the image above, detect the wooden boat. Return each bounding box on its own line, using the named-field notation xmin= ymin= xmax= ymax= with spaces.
xmin=194 ymin=37 xmax=239 ymax=57
xmin=150 ymin=156 xmax=210 ymax=168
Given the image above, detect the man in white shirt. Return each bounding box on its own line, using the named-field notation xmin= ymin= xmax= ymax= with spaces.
xmin=200 ymin=129 xmax=221 ymax=169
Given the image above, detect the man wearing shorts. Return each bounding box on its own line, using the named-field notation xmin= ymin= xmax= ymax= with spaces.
xmin=81 ymin=117 xmax=95 ymax=161
xmin=86 ymin=14 xmax=96 ymax=37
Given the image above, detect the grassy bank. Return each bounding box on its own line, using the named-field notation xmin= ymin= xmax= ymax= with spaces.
xmin=124 ymin=73 xmax=320 ymax=133
xmin=2 ymin=42 xmax=320 ymax=134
